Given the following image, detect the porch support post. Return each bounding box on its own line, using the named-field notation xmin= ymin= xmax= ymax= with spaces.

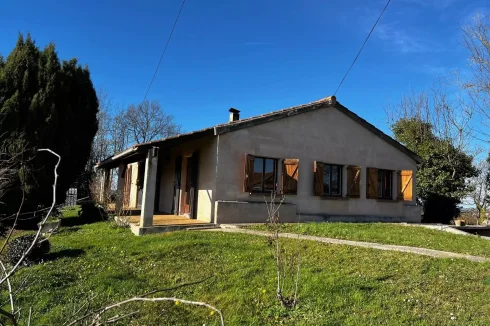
xmin=99 ymin=168 xmax=110 ymax=203
xmin=141 ymin=148 xmax=159 ymax=227
xmin=115 ymin=162 xmax=125 ymax=212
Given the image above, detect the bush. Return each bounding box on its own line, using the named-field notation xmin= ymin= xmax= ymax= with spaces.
xmin=5 ymin=235 xmax=50 ymax=266
xmin=422 ymin=194 xmax=460 ymax=224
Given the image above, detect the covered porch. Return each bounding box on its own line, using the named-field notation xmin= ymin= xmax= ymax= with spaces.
xmin=119 ymin=214 xmax=214 ymax=236
xmin=96 ymin=129 xmax=217 ymax=235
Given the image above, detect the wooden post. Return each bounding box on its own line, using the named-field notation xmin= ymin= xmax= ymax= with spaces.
xmin=115 ymin=163 xmax=125 ymax=212
xmin=99 ymin=168 xmax=110 ymax=203
xmin=141 ymin=148 xmax=159 ymax=227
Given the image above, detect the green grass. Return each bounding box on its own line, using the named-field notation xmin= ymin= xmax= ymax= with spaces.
xmin=6 ymin=208 xmax=490 ymax=325
xmin=246 ymin=222 xmax=490 ymax=258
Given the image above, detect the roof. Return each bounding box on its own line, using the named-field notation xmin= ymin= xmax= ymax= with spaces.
xmin=96 ymin=95 xmax=421 ymax=169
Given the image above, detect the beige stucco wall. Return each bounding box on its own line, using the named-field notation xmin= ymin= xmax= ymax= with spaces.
xmin=157 ymin=136 xmax=217 ymax=222
xmin=214 ymin=105 xmax=420 ymax=223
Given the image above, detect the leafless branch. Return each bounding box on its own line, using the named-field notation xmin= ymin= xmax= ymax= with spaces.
xmin=0 ymin=262 xmax=14 ymax=316
xmin=0 ymin=149 xmax=60 ymax=286
xmin=105 ymin=310 xmax=139 ymax=324
xmin=67 ymin=297 xmax=224 ymax=326
xmin=140 ymin=274 xmax=215 ymax=297
xmin=27 ymin=307 xmax=31 ymax=326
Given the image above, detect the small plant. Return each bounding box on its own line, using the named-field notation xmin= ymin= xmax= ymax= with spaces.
xmin=5 ymin=234 xmax=51 ymax=266
xmin=109 ymin=215 xmax=131 ymax=229
xmin=265 ymin=192 xmax=302 ymax=309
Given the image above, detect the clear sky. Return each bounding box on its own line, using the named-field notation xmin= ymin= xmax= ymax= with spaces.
xmin=1 ymin=0 xmax=488 ymax=135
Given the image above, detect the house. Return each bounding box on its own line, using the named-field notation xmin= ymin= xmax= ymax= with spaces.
xmin=96 ymin=96 xmax=421 ymax=234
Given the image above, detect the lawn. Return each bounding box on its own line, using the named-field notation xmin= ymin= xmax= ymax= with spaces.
xmin=246 ymin=222 xmax=490 ymax=258
xmin=5 ymin=207 xmax=490 ymax=325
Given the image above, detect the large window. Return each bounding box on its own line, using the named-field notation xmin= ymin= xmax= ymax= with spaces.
xmin=251 ymin=156 xmax=277 ymax=193
xmin=377 ymin=169 xmax=393 ymax=199
xmin=323 ymin=164 xmax=342 ymax=196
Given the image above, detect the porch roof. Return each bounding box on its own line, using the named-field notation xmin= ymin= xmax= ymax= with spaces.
xmin=96 ymin=95 xmax=421 ymax=169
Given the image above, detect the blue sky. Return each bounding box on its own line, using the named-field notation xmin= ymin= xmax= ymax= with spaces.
xmin=1 ymin=0 xmax=488 ymax=135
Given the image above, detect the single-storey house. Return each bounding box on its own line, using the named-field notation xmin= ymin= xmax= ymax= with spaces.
xmin=96 ymin=96 xmax=421 ymax=232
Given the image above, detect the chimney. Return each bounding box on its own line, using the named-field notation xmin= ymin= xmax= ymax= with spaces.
xmin=229 ymin=108 xmax=240 ymax=122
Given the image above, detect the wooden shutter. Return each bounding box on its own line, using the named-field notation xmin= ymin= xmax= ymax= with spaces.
xmin=397 ymin=170 xmax=413 ymax=201
xmin=244 ymin=154 xmax=255 ymax=192
xmin=347 ymin=165 xmax=361 ymax=198
xmin=314 ymin=161 xmax=324 ymax=196
xmin=366 ymin=167 xmax=378 ymax=199
xmin=282 ymin=159 xmax=299 ymax=195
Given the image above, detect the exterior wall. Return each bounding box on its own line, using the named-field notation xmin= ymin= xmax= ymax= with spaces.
xmin=215 ymin=105 xmax=420 ymax=223
xmin=215 ymin=201 xmax=297 ymax=224
xmin=157 ymin=136 xmax=217 ymax=222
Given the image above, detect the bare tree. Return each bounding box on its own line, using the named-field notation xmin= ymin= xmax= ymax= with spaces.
xmin=467 ymin=155 xmax=490 ymax=224
xmin=124 ymin=100 xmax=181 ymax=145
xmin=90 ymin=89 xmax=112 ymax=165
xmin=462 ymin=14 xmax=490 ymax=123
xmin=265 ymin=192 xmax=302 ymax=309
xmin=386 ymin=81 xmax=477 ymax=169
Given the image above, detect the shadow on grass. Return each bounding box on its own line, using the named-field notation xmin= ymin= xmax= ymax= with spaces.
xmin=44 ymin=248 xmax=85 ymax=262
xmin=61 ymin=202 xmax=107 ymax=227
xmin=57 ymin=226 xmax=81 ymax=234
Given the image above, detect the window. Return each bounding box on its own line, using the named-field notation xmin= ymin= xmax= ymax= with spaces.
xmin=250 ymin=156 xmax=277 ymax=192
xmin=323 ymin=164 xmax=342 ymax=196
xmin=377 ymin=169 xmax=393 ymax=199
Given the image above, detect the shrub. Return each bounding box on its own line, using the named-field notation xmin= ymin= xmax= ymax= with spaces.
xmin=5 ymin=235 xmax=50 ymax=266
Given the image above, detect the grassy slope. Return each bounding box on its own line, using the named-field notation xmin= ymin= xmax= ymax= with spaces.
xmin=7 ymin=209 xmax=490 ymax=325
xmin=246 ymin=222 xmax=490 ymax=258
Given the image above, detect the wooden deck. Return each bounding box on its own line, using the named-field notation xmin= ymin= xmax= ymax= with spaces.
xmin=127 ymin=214 xmax=209 ymax=226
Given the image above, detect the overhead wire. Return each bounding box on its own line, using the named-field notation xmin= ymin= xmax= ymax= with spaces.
xmin=141 ymin=0 xmax=187 ymax=103
xmin=333 ymin=0 xmax=391 ymax=96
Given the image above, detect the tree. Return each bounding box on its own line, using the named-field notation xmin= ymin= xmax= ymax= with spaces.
xmin=0 ymin=34 xmax=98 ymax=217
xmin=387 ymin=89 xmax=477 ymax=223
xmin=462 ymin=14 xmax=490 ymax=124
xmin=124 ymin=100 xmax=180 ymax=145
xmin=467 ymin=154 xmax=490 ymax=223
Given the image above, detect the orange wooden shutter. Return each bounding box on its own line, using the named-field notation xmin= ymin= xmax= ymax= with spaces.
xmin=366 ymin=167 xmax=378 ymax=199
xmin=397 ymin=170 xmax=413 ymax=201
xmin=347 ymin=165 xmax=361 ymax=198
xmin=282 ymin=159 xmax=299 ymax=195
xmin=314 ymin=161 xmax=324 ymax=196
xmin=244 ymin=154 xmax=255 ymax=192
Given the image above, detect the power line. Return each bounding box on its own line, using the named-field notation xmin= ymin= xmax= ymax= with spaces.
xmin=142 ymin=0 xmax=187 ymax=103
xmin=333 ymin=0 xmax=391 ymax=96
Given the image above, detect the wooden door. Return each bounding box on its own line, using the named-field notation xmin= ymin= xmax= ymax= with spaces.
xmin=172 ymin=156 xmax=182 ymax=215
xmin=123 ymin=165 xmax=132 ymax=208
xmin=182 ymin=153 xmax=199 ymax=218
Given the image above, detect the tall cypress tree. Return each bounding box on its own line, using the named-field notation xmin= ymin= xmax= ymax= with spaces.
xmin=0 ymin=34 xmax=98 ymax=219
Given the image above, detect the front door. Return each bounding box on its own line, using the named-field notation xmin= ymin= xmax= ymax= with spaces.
xmin=172 ymin=156 xmax=182 ymax=215
xmin=182 ymin=153 xmax=199 ymax=218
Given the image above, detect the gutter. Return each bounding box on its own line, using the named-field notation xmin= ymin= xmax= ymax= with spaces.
xmin=112 ymin=147 xmax=138 ymax=160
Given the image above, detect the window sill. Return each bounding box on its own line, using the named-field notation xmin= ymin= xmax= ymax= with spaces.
xmin=376 ymin=199 xmax=399 ymax=203
xmin=248 ymin=191 xmax=278 ymax=196
xmin=321 ymin=196 xmax=348 ymax=200
xmin=346 ymin=195 xmax=360 ymax=199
